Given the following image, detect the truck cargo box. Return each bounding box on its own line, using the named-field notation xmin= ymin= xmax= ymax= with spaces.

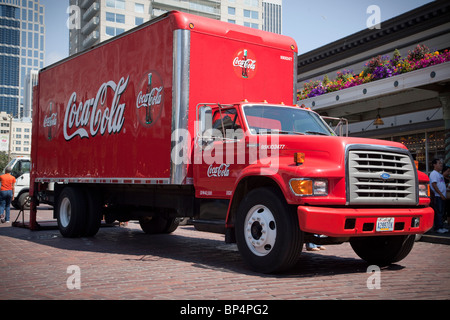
xmin=32 ymin=11 xmax=297 ymax=186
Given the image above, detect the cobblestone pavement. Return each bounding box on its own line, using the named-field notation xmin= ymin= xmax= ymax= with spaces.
xmin=0 ymin=209 xmax=449 ymax=302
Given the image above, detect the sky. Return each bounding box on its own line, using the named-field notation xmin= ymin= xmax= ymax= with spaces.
xmin=41 ymin=0 xmax=435 ymax=66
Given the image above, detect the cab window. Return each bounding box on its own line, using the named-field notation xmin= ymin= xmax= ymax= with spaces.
xmin=211 ymin=108 xmax=244 ymax=140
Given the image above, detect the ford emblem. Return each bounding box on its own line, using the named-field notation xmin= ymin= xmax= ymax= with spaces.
xmin=380 ymin=172 xmax=391 ymax=180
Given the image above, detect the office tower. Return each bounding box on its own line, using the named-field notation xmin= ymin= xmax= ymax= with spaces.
xmin=0 ymin=0 xmax=45 ymax=118
xmin=262 ymin=0 xmax=281 ymax=34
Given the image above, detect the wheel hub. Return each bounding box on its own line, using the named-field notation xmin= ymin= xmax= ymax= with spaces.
xmin=60 ymin=198 xmax=71 ymax=228
xmin=244 ymin=205 xmax=276 ymax=256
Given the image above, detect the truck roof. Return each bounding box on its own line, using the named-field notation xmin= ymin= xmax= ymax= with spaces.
xmin=41 ymin=11 xmax=297 ymax=73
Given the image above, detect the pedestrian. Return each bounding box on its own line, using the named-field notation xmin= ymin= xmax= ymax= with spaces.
xmin=0 ymin=166 xmax=16 ymax=224
xmin=429 ymin=159 xmax=449 ymax=233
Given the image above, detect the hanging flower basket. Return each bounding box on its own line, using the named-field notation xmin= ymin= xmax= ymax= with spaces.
xmin=298 ymin=45 xmax=450 ymax=101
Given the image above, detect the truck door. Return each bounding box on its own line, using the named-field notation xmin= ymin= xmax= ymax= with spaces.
xmin=194 ymin=104 xmax=246 ymax=199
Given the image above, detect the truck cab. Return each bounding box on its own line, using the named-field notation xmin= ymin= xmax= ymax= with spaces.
xmin=4 ymin=156 xmax=31 ymax=210
xmin=193 ymin=102 xmax=433 ymax=273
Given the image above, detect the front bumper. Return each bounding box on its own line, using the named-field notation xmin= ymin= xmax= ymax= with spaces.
xmin=297 ymin=206 xmax=434 ymax=237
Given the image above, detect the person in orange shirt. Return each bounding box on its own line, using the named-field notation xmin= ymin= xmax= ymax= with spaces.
xmin=0 ymin=167 xmax=16 ymax=223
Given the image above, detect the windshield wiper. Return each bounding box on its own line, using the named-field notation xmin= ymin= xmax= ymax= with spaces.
xmin=305 ymin=131 xmax=329 ymax=136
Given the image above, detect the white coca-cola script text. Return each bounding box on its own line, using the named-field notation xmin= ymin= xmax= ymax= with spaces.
xmin=207 ymin=164 xmax=230 ymax=178
xmin=233 ymin=57 xmax=256 ymax=70
xmin=43 ymin=113 xmax=57 ymax=127
xmin=63 ymin=76 xmax=129 ymax=141
xmin=136 ymin=86 xmax=163 ymax=109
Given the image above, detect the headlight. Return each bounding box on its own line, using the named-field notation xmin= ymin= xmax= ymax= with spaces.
xmin=418 ymin=184 xmax=429 ymax=197
xmin=289 ymin=179 xmax=328 ymax=196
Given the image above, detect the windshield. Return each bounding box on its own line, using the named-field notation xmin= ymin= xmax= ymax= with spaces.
xmin=243 ymin=105 xmax=334 ymax=136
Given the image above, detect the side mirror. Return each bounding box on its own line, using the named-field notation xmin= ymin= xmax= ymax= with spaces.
xmin=199 ymin=106 xmax=212 ymax=135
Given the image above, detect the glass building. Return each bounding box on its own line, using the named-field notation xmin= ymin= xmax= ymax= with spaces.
xmin=0 ymin=0 xmax=44 ymax=118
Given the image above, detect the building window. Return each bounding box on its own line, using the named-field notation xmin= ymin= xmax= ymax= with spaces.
xmin=244 ymin=0 xmax=259 ymax=6
xmin=244 ymin=22 xmax=259 ymax=29
xmin=135 ymin=3 xmax=144 ymax=13
xmin=106 ymin=0 xmax=125 ymax=10
xmin=106 ymin=12 xmax=114 ymax=22
xmin=228 ymin=7 xmax=235 ymax=15
xmin=135 ymin=17 xmax=144 ymax=25
xmin=116 ymin=14 xmax=125 ymax=23
xmin=106 ymin=12 xmax=125 ymax=23
xmin=106 ymin=26 xmax=115 ymax=36
xmin=106 ymin=27 xmax=125 ymax=37
xmin=244 ymin=9 xmax=258 ymax=19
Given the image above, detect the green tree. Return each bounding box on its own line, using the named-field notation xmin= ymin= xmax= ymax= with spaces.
xmin=0 ymin=152 xmax=10 ymax=172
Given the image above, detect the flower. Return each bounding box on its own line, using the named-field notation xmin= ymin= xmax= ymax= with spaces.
xmin=297 ymin=45 xmax=450 ymax=101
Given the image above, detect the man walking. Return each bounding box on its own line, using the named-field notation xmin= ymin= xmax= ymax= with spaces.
xmin=0 ymin=167 xmax=16 ymax=224
xmin=430 ymin=159 xmax=449 ymax=233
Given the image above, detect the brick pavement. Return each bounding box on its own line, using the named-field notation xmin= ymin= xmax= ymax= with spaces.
xmin=0 ymin=209 xmax=449 ymax=301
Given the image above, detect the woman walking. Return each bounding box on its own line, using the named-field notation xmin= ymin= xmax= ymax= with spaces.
xmin=0 ymin=167 xmax=16 ymax=224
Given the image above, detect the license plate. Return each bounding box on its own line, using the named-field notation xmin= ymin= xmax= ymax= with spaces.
xmin=376 ymin=217 xmax=395 ymax=232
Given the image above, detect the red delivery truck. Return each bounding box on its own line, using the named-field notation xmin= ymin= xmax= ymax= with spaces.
xmin=30 ymin=11 xmax=434 ymax=273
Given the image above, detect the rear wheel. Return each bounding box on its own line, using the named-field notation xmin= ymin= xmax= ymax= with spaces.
xmin=56 ymin=187 xmax=86 ymax=238
xmin=139 ymin=216 xmax=180 ymax=234
xmin=83 ymin=191 xmax=102 ymax=237
xmin=235 ymin=187 xmax=303 ymax=273
xmin=350 ymin=235 xmax=415 ymax=266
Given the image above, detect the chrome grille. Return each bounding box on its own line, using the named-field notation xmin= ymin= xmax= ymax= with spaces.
xmin=347 ymin=148 xmax=417 ymax=205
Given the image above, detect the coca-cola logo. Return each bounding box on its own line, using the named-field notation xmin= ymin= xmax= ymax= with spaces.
xmin=43 ymin=113 xmax=57 ymax=128
xmin=44 ymin=100 xmax=57 ymax=141
xmin=63 ymin=76 xmax=129 ymax=141
xmin=136 ymin=71 xmax=164 ymax=127
xmin=233 ymin=49 xmax=257 ymax=79
xmin=207 ymin=164 xmax=230 ymax=178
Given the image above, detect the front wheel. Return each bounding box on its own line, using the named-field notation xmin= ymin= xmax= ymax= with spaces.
xmin=18 ymin=192 xmax=31 ymax=210
xmin=235 ymin=187 xmax=303 ymax=273
xmin=350 ymin=235 xmax=415 ymax=266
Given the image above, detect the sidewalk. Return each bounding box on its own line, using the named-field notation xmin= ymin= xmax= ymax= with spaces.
xmin=419 ymin=222 xmax=450 ymax=245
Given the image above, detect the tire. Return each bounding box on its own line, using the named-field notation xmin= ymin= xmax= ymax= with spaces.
xmin=350 ymin=235 xmax=415 ymax=266
xmin=18 ymin=192 xmax=30 ymax=210
xmin=56 ymin=187 xmax=87 ymax=238
xmin=11 ymin=200 xmax=20 ymax=210
xmin=139 ymin=216 xmax=180 ymax=234
xmin=83 ymin=191 xmax=102 ymax=237
xmin=235 ymin=187 xmax=303 ymax=273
